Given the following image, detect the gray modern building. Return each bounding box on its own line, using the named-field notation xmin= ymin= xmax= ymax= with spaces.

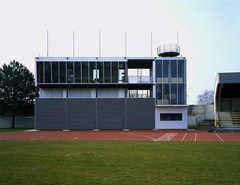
xmin=35 ymin=44 xmax=187 ymax=130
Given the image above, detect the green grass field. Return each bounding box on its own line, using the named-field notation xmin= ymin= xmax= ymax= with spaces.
xmin=0 ymin=141 xmax=239 ymax=185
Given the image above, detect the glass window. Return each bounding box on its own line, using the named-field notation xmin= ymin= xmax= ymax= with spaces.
xmin=156 ymin=84 xmax=162 ymax=105
xmin=170 ymin=60 xmax=177 ymax=83
xmin=128 ymin=69 xmax=137 ymax=76
xmin=60 ymin=62 xmax=66 ymax=83
xmin=89 ymin=62 xmax=96 ymax=83
xmin=44 ymin=62 xmax=51 ymax=83
xmin=178 ymin=84 xmax=185 ymax=105
xmin=37 ymin=62 xmax=43 ymax=83
xmin=142 ymin=90 xmax=148 ymax=98
xmin=82 ymin=62 xmax=88 ymax=83
xmin=97 ymin=62 xmax=103 ymax=83
xmin=129 ymin=90 xmax=137 ymax=98
xmin=178 ymin=60 xmax=185 ymax=83
xmin=163 ymin=84 xmax=169 ymax=105
xmin=104 ymin=62 xmax=110 ymax=83
xmin=75 ymin=62 xmax=81 ymax=83
xmin=52 ymin=62 xmax=59 ymax=83
xmin=171 ymin=84 xmax=177 ymax=105
xmin=129 ymin=89 xmax=151 ymax=98
xmin=160 ymin=113 xmax=182 ymax=121
xmin=163 ymin=60 xmax=169 ymax=83
xmin=119 ymin=62 xmax=125 ymax=83
xmin=142 ymin=69 xmax=149 ymax=76
xmin=156 ymin=60 xmax=162 ymax=83
xmin=112 ymin=62 xmax=118 ymax=83
xmin=67 ymin=62 xmax=73 ymax=83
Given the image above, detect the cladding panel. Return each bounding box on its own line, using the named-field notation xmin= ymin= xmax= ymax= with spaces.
xmin=67 ymin=99 xmax=96 ymax=129
xmin=127 ymin=98 xmax=155 ymax=129
xmin=36 ymin=98 xmax=155 ymax=130
xmin=97 ymin=99 xmax=125 ymax=129
xmin=36 ymin=99 xmax=66 ymax=130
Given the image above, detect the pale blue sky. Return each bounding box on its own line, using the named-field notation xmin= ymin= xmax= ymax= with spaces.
xmin=0 ymin=0 xmax=239 ymax=104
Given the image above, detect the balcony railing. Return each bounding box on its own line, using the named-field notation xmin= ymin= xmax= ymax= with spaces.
xmin=128 ymin=76 xmax=153 ymax=84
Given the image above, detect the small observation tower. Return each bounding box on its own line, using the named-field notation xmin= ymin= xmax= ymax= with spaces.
xmin=157 ymin=44 xmax=180 ymax=57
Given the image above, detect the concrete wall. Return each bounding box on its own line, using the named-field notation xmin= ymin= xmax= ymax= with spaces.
xmin=188 ymin=105 xmax=214 ymax=125
xmin=0 ymin=117 xmax=34 ymax=128
xmin=155 ymin=106 xmax=188 ymax=129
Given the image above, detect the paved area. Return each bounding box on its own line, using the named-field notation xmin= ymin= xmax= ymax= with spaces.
xmin=0 ymin=130 xmax=240 ymax=142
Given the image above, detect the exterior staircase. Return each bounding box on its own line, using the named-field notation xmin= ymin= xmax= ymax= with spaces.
xmin=230 ymin=111 xmax=240 ymax=124
xmin=219 ymin=112 xmax=240 ymax=128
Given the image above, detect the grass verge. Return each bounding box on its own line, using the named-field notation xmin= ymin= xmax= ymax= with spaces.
xmin=0 ymin=140 xmax=239 ymax=185
xmin=0 ymin=128 xmax=33 ymax=132
xmin=188 ymin=125 xmax=216 ymax=129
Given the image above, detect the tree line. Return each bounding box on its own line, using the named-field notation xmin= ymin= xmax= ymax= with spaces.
xmin=0 ymin=60 xmax=36 ymax=128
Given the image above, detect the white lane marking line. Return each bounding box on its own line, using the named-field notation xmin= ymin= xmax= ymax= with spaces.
xmin=215 ymin=133 xmax=224 ymax=142
xmin=156 ymin=133 xmax=177 ymax=141
xmin=73 ymin=137 xmax=79 ymax=140
xmin=181 ymin=133 xmax=187 ymax=141
xmin=122 ymin=132 xmax=156 ymax=141
xmin=195 ymin=133 xmax=197 ymax=142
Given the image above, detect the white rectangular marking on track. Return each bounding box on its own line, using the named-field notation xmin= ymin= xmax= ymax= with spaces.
xmin=194 ymin=133 xmax=197 ymax=142
xmin=156 ymin=133 xmax=177 ymax=141
xmin=181 ymin=133 xmax=187 ymax=141
xmin=215 ymin=133 xmax=224 ymax=142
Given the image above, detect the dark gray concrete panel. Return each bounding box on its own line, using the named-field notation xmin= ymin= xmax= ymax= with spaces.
xmin=36 ymin=98 xmax=156 ymax=130
xmin=67 ymin=99 xmax=96 ymax=130
xmin=97 ymin=98 xmax=125 ymax=129
xmin=35 ymin=99 xmax=66 ymax=130
xmin=127 ymin=98 xmax=155 ymax=129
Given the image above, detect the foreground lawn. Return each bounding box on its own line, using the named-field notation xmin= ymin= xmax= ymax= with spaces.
xmin=0 ymin=141 xmax=240 ymax=185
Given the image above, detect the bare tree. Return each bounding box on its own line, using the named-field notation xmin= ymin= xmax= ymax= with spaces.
xmin=197 ymin=90 xmax=214 ymax=105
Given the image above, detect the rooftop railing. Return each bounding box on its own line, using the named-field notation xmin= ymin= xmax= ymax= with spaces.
xmin=128 ymin=76 xmax=153 ymax=84
xmin=158 ymin=44 xmax=180 ymax=57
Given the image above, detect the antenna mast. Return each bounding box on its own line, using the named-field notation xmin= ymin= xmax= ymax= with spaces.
xmin=177 ymin=31 xmax=178 ymax=45
xmin=151 ymin=31 xmax=153 ymax=57
xmin=99 ymin=31 xmax=101 ymax=57
xmin=73 ymin=31 xmax=75 ymax=57
xmin=47 ymin=31 xmax=49 ymax=57
xmin=125 ymin=31 xmax=127 ymax=57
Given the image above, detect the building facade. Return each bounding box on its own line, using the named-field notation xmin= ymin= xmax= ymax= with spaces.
xmin=214 ymin=72 xmax=240 ymax=128
xmin=35 ymin=50 xmax=187 ymax=130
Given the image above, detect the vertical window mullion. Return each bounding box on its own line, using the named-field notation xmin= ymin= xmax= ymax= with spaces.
xmin=169 ymin=60 xmax=171 ymax=105
xmin=177 ymin=60 xmax=178 ymax=105
xmin=73 ymin=62 xmax=75 ymax=83
xmin=80 ymin=62 xmax=82 ymax=83
xmin=110 ymin=62 xmax=112 ymax=83
xmin=65 ymin=62 xmax=67 ymax=83
xmin=58 ymin=62 xmax=60 ymax=83
xmin=161 ymin=60 xmax=163 ymax=105
xmin=43 ymin=62 xmax=45 ymax=83
xmin=103 ymin=62 xmax=105 ymax=83
xmin=184 ymin=60 xmax=186 ymax=104
xmin=51 ymin=62 xmax=52 ymax=83
xmin=88 ymin=62 xmax=89 ymax=83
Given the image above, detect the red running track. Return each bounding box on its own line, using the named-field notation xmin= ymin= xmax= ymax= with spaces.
xmin=0 ymin=130 xmax=240 ymax=142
